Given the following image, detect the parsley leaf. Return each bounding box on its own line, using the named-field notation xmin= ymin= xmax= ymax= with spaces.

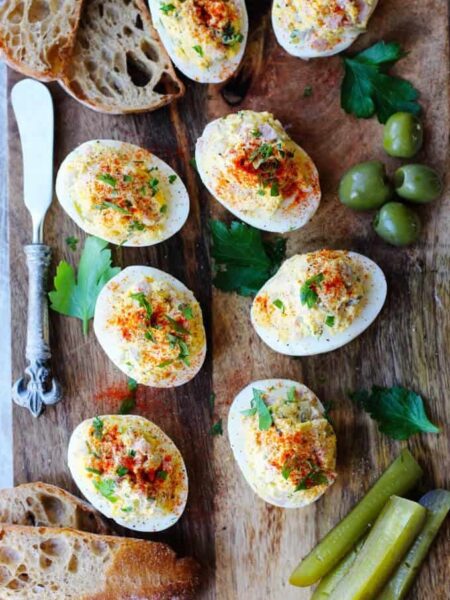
xmin=92 ymin=416 xmax=104 ymax=439
xmin=116 ymin=465 xmax=128 ymax=477
xmin=350 ymin=385 xmax=440 ymax=440
xmin=65 ymin=236 xmax=78 ymax=251
xmin=160 ymin=3 xmax=176 ymax=14
xmin=210 ymin=419 xmax=223 ymax=436
xmin=119 ymin=397 xmax=136 ymax=415
xmin=325 ymin=315 xmax=335 ymax=327
xmin=93 ymin=478 xmax=118 ymax=503
xmin=49 ymin=236 xmax=120 ymax=335
xmin=193 ymin=45 xmax=204 ymax=57
xmin=241 ymin=389 xmax=273 ymax=431
xmin=273 ymin=299 xmax=285 ymax=313
xmin=341 ymin=41 xmax=421 ymax=123
xmin=210 ymin=220 xmax=286 ymax=297
xmin=97 ymin=173 xmax=117 ymax=187
xmin=130 ymin=292 xmax=152 ymax=320
xmin=300 ymin=273 xmax=324 ymax=308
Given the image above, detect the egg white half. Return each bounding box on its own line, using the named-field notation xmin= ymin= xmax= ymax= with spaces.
xmin=148 ymin=0 xmax=248 ymax=83
xmin=196 ymin=111 xmax=321 ymax=232
xmin=228 ymin=379 xmax=336 ymax=508
xmin=94 ymin=265 xmax=207 ymax=387
xmin=68 ymin=415 xmax=188 ymax=531
xmin=251 ymin=251 xmax=387 ymax=355
xmin=56 ymin=140 xmax=189 ymax=246
xmin=272 ymin=0 xmax=379 ymax=59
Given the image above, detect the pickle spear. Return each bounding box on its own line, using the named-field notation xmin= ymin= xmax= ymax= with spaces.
xmin=328 ymin=496 xmax=426 ymax=600
xmin=289 ymin=449 xmax=423 ymax=587
xmin=311 ymin=535 xmax=367 ymax=599
xmin=378 ymin=489 xmax=450 ymax=599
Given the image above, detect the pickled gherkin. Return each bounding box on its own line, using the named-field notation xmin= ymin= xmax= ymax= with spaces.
xmin=378 ymin=489 xmax=450 ymax=599
xmin=289 ymin=449 xmax=423 ymax=587
xmin=328 ymin=496 xmax=426 ymax=600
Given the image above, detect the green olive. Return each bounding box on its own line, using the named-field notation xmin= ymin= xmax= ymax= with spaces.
xmin=394 ymin=164 xmax=442 ymax=203
xmin=383 ymin=112 xmax=423 ymax=158
xmin=338 ymin=160 xmax=392 ymax=210
xmin=373 ymin=202 xmax=421 ymax=246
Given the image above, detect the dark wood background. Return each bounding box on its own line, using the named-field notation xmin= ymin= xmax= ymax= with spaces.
xmin=9 ymin=1 xmax=450 ymax=598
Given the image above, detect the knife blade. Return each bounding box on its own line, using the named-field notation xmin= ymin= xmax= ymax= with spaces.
xmin=11 ymin=79 xmax=62 ymax=417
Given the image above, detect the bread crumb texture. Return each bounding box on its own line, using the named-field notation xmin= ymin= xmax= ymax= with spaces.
xmin=0 ymin=524 xmax=200 ymax=599
xmin=0 ymin=0 xmax=83 ymax=80
xmin=59 ymin=0 xmax=184 ymax=114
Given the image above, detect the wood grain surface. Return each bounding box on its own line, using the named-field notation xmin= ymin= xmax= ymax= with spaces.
xmin=8 ymin=1 xmax=450 ymax=598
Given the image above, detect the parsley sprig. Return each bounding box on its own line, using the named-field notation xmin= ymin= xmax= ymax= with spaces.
xmin=300 ymin=273 xmax=324 ymax=308
xmin=350 ymin=385 xmax=440 ymax=440
xmin=341 ymin=41 xmax=421 ymax=123
xmin=210 ymin=220 xmax=286 ymax=297
xmin=241 ymin=389 xmax=273 ymax=430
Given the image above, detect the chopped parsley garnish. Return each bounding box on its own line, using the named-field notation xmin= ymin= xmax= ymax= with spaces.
xmin=148 ymin=178 xmax=159 ymax=196
xmin=303 ymin=85 xmax=313 ymax=98
xmin=49 ymin=237 xmax=120 ymax=335
xmin=281 ymin=462 xmax=292 ymax=480
xmin=166 ymin=315 xmax=189 ymax=335
xmin=97 ymin=173 xmax=117 ymax=187
xmin=129 ymin=220 xmax=145 ymax=232
xmin=273 ymin=299 xmax=285 ymax=313
xmin=210 ymin=220 xmax=286 ymax=297
xmin=160 ymin=204 xmax=168 ymax=214
xmin=128 ymin=449 xmax=136 ymax=457
xmin=251 ymin=128 xmax=262 ymax=138
xmin=350 ymin=385 xmax=440 ymax=440
xmin=209 ymin=392 xmax=216 ymax=412
xmin=341 ymin=41 xmax=421 ymax=123
xmin=160 ymin=3 xmax=175 ymax=14
xmin=130 ymin=292 xmax=153 ymax=320
xmin=145 ymin=330 xmax=156 ymax=342
xmin=210 ymin=419 xmax=223 ymax=436
xmin=168 ymin=174 xmax=177 ymax=184
xmin=250 ymin=143 xmax=273 ymax=163
xmin=325 ymin=315 xmax=335 ymax=327
xmin=241 ymin=389 xmax=273 ymax=431
xmin=300 ymin=273 xmax=324 ymax=309
xmin=193 ymin=45 xmax=204 ymax=57
xmin=270 ymin=181 xmax=280 ymax=197
xmin=157 ymin=360 xmax=174 ymax=368
xmin=287 ymin=386 xmax=296 ymax=403
xmin=95 ymin=201 xmax=130 ymax=214
xmin=93 ymin=478 xmax=118 ymax=502
xmin=121 ymin=506 xmax=133 ymax=513
xmin=222 ymin=23 xmax=244 ymax=46
xmin=92 ymin=416 xmax=104 ymax=439
xmin=116 ymin=465 xmax=129 ymax=477
xmin=85 ymin=467 xmax=102 ymax=475
xmin=123 ymin=174 xmax=133 ymax=182
xmin=295 ymin=469 xmax=328 ymax=491
xmin=156 ymin=469 xmax=168 ymax=480
xmin=65 ymin=236 xmax=78 ymax=251
xmin=179 ymin=304 xmax=193 ymax=320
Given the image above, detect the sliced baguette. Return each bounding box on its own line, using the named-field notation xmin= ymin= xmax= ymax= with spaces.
xmin=59 ymin=0 xmax=184 ymax=114
xmin=0 ymin=482 xmax=109 ymax=535
xmin=0 ymin=0 xmax=83 ymax=81
xmin=0 ymin=524 xmax=200 ymax=599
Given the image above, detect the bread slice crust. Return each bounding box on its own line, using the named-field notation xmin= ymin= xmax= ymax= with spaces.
xmin=0 ymin=524 xmax=200 ymax=599
xmin=0 ymin=482 xmax=110 ymax=535
xmin=0 ymin=0 xmax=84 ymax=81
xmin=59 ymin=0 xmax=184 ymax=114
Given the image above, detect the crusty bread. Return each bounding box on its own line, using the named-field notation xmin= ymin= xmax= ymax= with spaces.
xmin=0 ymin=0 xmax=83 ymax=81
xmin=59 ymin=0 xmax=184 ymax=114
xmin=0 ymin=482 xmax=109 ymax=535
xmin=0 ymin=524 xmax=200 ymax=599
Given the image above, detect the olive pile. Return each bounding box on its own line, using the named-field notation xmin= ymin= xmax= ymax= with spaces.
xmin=338 ymin=113 xmax=442 ymax=246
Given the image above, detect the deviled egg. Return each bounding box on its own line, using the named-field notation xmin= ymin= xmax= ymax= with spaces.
xmin=272 ymin=0 xmax=378 ymax=58
xmin=196 ymin=110 xmax=321 ymax=232
xmin=56 ymin=140 xmax=189 ymax=246
xmin=68 ymin=415 xmax=188 ymax=531
xmin=94 ymin=266 xmax=206 ymax=387
xmin=148 ymin=0 xmax=248 ymax=83
xmin=251 ymin=249 xmax=386 ymax=355
xmin=228 ymin=379 xmax=337 ymax=507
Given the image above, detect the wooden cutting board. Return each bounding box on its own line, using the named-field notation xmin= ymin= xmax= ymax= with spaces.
xmin=8 ymin=1 xmax=450 ymax=598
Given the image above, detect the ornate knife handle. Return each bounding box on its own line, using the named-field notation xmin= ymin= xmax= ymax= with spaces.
xmin=12 ymin=244 xmax=62 ymax=417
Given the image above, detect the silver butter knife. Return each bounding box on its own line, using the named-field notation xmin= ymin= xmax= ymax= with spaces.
xmin=11 ymin=79 xmax=62 ymax=417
